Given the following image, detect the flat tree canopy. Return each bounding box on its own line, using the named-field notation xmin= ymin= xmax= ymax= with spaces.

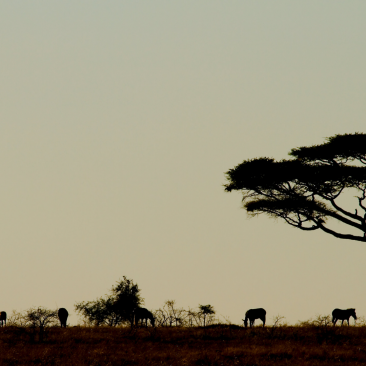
xmin=224 ymin=133 xmax=366 ymax=242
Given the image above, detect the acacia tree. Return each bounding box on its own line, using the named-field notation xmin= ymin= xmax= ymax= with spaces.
xmin=199 ymin=304 xmax=215 ymax=327
xmin=225 ymin=133 xmax=366 ymax=242
xmin=23 ymin=307 xmax=58 ymax=341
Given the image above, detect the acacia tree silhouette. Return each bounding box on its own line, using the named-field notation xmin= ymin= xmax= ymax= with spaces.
xmin=23 ymin=307 xmax=58 ymax=342
xmin=225 ymin=133 xmax=366 ymax=242
xmin=199 ymin=304 xmax=215 ymax=327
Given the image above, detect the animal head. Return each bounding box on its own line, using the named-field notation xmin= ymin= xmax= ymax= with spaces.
xmin=243 ymin=318 xmax=248 ymax=328
xmin=350 ymin=308 xmax=357 ymax=320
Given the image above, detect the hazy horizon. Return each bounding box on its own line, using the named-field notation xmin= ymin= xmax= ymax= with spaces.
xmin=1 ymin=1 xmax=366 ymax=325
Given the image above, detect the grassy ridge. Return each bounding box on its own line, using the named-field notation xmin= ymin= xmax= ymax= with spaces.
xmin=1 ymin=325 xmax=366 ymax=365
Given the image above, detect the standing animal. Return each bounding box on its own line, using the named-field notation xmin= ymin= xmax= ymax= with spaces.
xmin=332 ymin=308 xmax=357 ymax=326
xmin=58 ymin=308 xmax=69 ymax=328
xmin=134 ymin=308 xmax=155 ymax=327
xmin=0 ymin=312 xmax=6 ymax=327
xmin=243 ymin=308 xmax=266 ymax=328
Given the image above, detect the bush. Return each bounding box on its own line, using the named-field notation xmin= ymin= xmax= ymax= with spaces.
xmin=75 ymin=276 xmax=143 ymax=326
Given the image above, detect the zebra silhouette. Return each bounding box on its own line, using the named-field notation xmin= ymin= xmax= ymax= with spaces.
xmin=243 ymin=308 xmax=266 ymax=328
xmin=134 ymin=308 xmax=155 ymax=327
xmin=58 ymin=308 xmax=69 ymax=328
xmin=332 ymin=308 xmax=357 ymax=326
xmin=0 ymin=312 xmax=6 ymax=327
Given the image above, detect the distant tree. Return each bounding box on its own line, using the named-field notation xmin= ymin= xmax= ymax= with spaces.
xmin=111 ymin=276 xmax=143 ymax=325
xmin=199 ymin=304 xmax=215 ymax=327
xmin=23 ymin=307 xmax=58 ymax=341
xmin=225 ymin=133 xmax=366 ymax=242
xmin=75 ymin=276 xmax=143 ymax=326
xmin=75 ymin=297 xmax=121 ymax=326
xmin=154 ymin=300 xmax=190 ymax=327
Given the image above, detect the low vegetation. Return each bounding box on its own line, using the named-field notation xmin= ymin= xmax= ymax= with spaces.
xmin=1 ymin=321 xmax=366 ymax=365
xmin=4 ymin=278 xmax=364 ymax=364
xmin=153 ymin=300 xmax=216 ymax=327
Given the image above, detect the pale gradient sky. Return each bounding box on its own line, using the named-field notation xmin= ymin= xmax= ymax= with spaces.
xmin=1 ymin=1 xmax=366 ymax=325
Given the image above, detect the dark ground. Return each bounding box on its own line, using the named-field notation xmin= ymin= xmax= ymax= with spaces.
xmin=1 ymin=325 xmax=365 ymax=365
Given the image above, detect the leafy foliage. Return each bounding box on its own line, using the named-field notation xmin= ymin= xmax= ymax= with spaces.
xmin=225 ymin=133 xmax=366 ymax=242
xmin=111 ymin=276 xmax=143 ymax=323
xmin=75 ymin=297 xmax=121 ymax=326
xmin=199 ymin=304 xmax=216 ymax=327
xmin=75 ymin=276 xmax=143 ymax=326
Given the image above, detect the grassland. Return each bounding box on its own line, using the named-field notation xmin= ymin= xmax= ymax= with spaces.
xmin=1 ymin=324 xmax=366 ymax=365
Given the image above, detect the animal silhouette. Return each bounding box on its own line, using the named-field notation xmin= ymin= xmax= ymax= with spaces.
xmin=0 ymin=312 xmax=6 ymax=327
xmin=58 ymin=308 xmax=69 ymax=328
xmin=332 ymin=308 xmax=357 ymax=326
xmin=243 ymin=308 xmax=266 ymax=328
xmin=134 ymin=307 xmax=155 ymax=327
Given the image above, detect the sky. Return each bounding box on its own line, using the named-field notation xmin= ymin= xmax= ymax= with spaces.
xmin=1 ymin=1 xmax=366 ymax=325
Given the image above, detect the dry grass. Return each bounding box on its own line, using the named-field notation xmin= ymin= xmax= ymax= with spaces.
xmin=1 ymin=324 xmax=366 ymax=365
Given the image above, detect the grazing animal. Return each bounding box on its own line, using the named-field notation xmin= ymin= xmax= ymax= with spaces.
xmin=0 ymin=312 xmax=6 ymax=327
xmin=243 ymin=308 xmax=266 ymax=328
xmin=332 ymin=308 xmax=357 ymax=326
xmin=134 ymin=308 xmax=155 ymax=327
xmin=58 ymin=308 xmax=69 ymax=328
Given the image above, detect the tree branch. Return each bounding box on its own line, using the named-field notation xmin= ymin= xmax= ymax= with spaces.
xmin=358 ymin=189 xmax=366 ymax=212
xmin=318 ymin=208 xmax=364 ymax=231
xmin=317 ymin=222 xmax=366 ymax=242
xmin=329 ymin=198 xmax=364 ymax=223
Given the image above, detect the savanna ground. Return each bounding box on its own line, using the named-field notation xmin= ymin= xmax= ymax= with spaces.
xmin=1 ymin=324 xmax=366 ymax=365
